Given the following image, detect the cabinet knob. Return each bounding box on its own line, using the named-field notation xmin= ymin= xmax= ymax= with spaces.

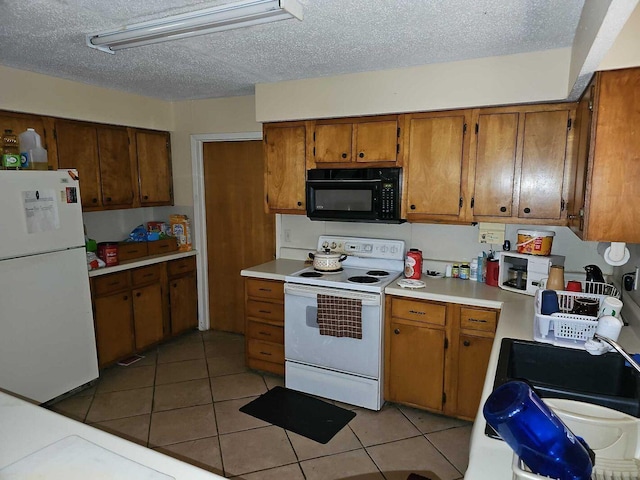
xmin=341 ymin=153 xmax=347 ymax=158
xmin=297 ymin=201 xmax=302 ymax=206
xmin=106 ymin=197 xmax=112 ymax=202
xmin=359 ymin=152 xmax=365 ymax=158
xmin=123 ymin=295 xmax=128 ymax=301
xmin=410 ymin=204 xmax=416 ymax=210
xmin=500 ymin=206 xmax=507 ymax=212
xmin=394 ymin=328 xmax=400 ymax=335
xmin=143 ymin=195 xmax=149 ymax=200
xmin=92 ymin=198 xmax=98 ymax=203
xmin=463 ymin=340 xmax=471 ymax=347
xmin=173 ymin=283 xmax=178 ymax=288
xmin=136 ymin=292 xmax=141 ymax=297
xmin=523 ymin=207 xmax=531 ymax=214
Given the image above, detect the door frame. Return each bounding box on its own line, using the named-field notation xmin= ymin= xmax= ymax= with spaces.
xmin=191 ymin=132 xmax=276 ymax=331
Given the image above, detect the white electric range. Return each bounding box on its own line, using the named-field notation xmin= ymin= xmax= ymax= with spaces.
xmin=284 ymin=236 xmax=405 ymax=410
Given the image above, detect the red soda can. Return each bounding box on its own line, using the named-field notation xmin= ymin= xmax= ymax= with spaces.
xmin=404 ymin=248 xmax=423 ymax=279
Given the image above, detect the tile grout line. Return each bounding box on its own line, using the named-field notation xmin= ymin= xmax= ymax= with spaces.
xmin=203 ymin=331 xmax=227 ymax=478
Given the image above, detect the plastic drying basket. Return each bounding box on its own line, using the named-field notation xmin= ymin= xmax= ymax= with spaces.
xmin=517 ymin=230 xmax=555 ymax=256
xmin=533 ymin=283 xmax=620 ymax=349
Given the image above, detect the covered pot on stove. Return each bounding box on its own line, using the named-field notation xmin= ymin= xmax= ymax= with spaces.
xmin=308 ymin=249 xmax=347 ymax=271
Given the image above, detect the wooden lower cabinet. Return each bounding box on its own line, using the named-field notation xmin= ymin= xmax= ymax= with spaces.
xmin=384 ymin=295 xmax=498 ymax=420
xmin=168 ymin=257 xmax=198 ymax=335
xmin=244 ymin=278 xmax=284 ymax=375
xmin=91 ymin=256 xmax=198 ymax=368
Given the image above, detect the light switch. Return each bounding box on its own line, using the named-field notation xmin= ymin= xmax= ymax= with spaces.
xmin=478 ymin=223 xmax=506 ymax=244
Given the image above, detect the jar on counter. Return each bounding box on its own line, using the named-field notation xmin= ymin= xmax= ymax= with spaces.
xmin=404 ymin=248 xmax=423 ymax=279
xmin=97 ymin=242 xmax=119 ymax=267
xmin=452 ymin=263 xmax=460 ymax=278
xmin=460 ymin=263 xmax=470 ymax=280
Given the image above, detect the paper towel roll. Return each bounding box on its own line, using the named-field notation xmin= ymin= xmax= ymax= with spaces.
xmin=597 ymin=242 xmax=630 ymax=266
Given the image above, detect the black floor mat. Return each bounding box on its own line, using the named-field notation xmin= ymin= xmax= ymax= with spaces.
xmin=239 ymin=386 xmax=356 ymax=444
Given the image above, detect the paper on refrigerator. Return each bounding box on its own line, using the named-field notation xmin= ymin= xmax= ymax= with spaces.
xmin=22 ymin=189 xmax=60 ymax=233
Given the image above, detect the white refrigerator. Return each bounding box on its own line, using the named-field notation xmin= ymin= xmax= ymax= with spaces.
xmin=0 ymin=170 xmax=98 ymax=404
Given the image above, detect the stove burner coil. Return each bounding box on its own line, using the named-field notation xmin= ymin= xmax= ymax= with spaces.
xmin=299 ymin=271 xmax=323 ymax=278
xmin=348 ymin=276 xmax=380 ymax=284
xmin=366 ymin=270 xmax=389 ymax=277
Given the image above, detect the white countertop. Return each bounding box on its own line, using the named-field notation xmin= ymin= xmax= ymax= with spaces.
xmin=0 ymin=391 xmax=223 ymax=480
xmin=89 ymin=250 xmax=197 ymax=277
xmin=241 ymin=261 xmax=640 ymax=480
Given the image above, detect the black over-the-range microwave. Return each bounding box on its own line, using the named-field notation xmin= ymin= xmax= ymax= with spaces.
xmin=306 ymin=167 xmax=404 ymax=223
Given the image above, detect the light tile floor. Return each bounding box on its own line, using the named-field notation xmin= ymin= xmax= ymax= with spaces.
xmin=49 ymin=330 xmax=473 ymax=480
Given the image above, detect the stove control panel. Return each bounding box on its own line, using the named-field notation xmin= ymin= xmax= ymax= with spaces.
xmin=317 ymin=236 xmax=405 ymax=261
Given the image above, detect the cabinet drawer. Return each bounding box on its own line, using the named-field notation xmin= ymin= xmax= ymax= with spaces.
xmin=148 ymin=238 xmax=178 ymax=256
xmin=246 ymin=300 xmax=284 ymax=323
xmin=460 ymin=308 xmax=497 ymax=333
xmin=247 ymin=321 xmax=284 ymax=344
xmin=391 ymin=298 xmax=446 ymax=326
xmin=132 ymin=264 xmax=163 ymax=286
xmin=246 ymin=279 xmax=284 ymax=302
xmin=247 ymin=338 xmax=284 ymax=364
xmin=168 ymin=256 xmax=196 ymax=277
xmin=93 ymin=271 xmax=131 ymax=296
xmin=118 ymin=242 xmax=148 ymax=261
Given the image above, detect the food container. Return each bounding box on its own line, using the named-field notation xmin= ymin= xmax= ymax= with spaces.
xmin=308 ymin=249 xmax=347 ymax=271
xmin=97 ymin=242 xmax=119 ymax=267
xmin=516 ymin=230 xmax=555 ymax=256
xmin=169 ymin=214 xmax=192 ymax=252
xmin=404 ymin=249 xmax=422 ymax=279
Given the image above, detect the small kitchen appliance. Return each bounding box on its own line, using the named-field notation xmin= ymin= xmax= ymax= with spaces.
xmin=498 ymin=251 xmax=565 ymax=296
xmin=284 ymin=236 xmax=404 ymax=410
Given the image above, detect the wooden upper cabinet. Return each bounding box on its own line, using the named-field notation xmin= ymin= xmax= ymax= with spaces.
xmin=518 ymin=109 xmax=570 ymax=220
xmin=580 ymin=68 xmax=640 ymax=242
xmin=56 ymin=120 xmax=103 ymax=209
xmin=135 ymin=130 xmax=173 ymax=206
xmin=264 ymin=123 xmax=307 ymax=213
xmin=97 ymin=127 xmax=134 ymax=208
xmin=354 ymin=119 xmax=398 ymax=163
xmin=0 ymin=111 xmax=54 ymax=168
xmin=311 ymin=116 xmax=399 ymax=166
xmin=314 ymin=123 xmax=352 ymax=163
xmin=471 ymin=112 xmax=518 ymax=218
xmin=404 ymin=112 xmax=469 ymax=221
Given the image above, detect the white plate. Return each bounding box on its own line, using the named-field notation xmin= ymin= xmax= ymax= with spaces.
xmin=397 ymin=279 xmax=426 ymax=289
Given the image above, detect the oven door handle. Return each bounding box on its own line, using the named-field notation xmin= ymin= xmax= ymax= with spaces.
xmin=284 ymin=283 xmax=380 ymax=306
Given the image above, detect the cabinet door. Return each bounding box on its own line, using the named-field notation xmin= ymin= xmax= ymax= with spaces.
xmin=264 ymin=124 xmax=306 ymax=213
xmin=94 ymin=292 xmax=134 ymax=367
xmin=136 ymin=130 xmax=173 ymax=206
xmin=56 ymin=120 xmax=102 ymax=209
xmin=314 ymin=123 xmax=352 ymax=163
xmin=405 ymin=114 xmax=466 ymax=218
xmin=518 ymin=110 xmax=570 ymax=220
xmin=169 ymin=273 xmax=198 ymax=335
xmin=472 ymin=113 xmax=518 ymax=217
xmin=132 ymin=283 xmax=164 ymax=350
xmin=355 ymin=120 xmax=397 ymax=163
xmin=455 ymin=334 xmax=494 ymax=419
xmin=387 ymin=320 xmax=445 ymax=411
xmin=97 ymin=127 xmax=134 ymax=208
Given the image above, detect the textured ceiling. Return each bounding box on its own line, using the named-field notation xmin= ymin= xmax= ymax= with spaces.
xmin=0 ymin=0 xmax=587 ymax=101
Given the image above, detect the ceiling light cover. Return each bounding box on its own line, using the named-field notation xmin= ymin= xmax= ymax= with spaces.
xmin=86 ymin=0 xmax=303 ymax=54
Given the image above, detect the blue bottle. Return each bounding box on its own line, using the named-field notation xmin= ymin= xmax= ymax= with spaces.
xmin=483 ymin=381 xmax=592 ymax=480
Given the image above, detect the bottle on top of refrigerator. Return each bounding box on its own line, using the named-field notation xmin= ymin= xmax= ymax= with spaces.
xmin=19 ymin=128 xmax=48 ymax=170
xmin=2 ymin=129 xmax=20 ymax=169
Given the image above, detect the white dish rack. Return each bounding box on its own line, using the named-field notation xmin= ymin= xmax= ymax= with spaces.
xmin=533 ymin=282 xmax=620 ymax=349
xmin=513 ymin=398 xmax=640 ymax=480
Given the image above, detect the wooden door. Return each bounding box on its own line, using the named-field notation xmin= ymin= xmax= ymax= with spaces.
xmin=355 ymin=120 xmax=397 ymax=163
xmin=56 ymin=120 xmax=102 ymax=209
xmin=263 ymin=125 xmax=306 ymax=212
xmin=132 ymin=283 xmax=164 ymax=350
xmin=518 ymin=110 xmax=570 ymax=220
xmin=169 ymin=273 xmax=198 ymax=335
xmin=204 ymin=140 xmax=275 ymax=333
xmin=472 ymin=113 xmax=519 ymax=217
xmin=97 ymin=127 xmax=134 ymax=208
xmin=94 ymin=293 xmax=134 ymax=367
xmin=136 ymin=130 xmax=173 ymax=205
xmin=405 ymin=114 xmax=466 ymax=218
xmin=455 ymin=333 xmax=494 ymax=419
xmin=387 ymin=319 xmax=445 ymax=411
xmin=314 ymin=123 xmax=352 ymax=163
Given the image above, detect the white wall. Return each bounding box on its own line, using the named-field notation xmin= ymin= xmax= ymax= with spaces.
xmin=255 ymin=49 xmax=571 ymax=122
xmin=278 ymin=215 xmax=610 ymax=276
xmin=599 ymin=2 xmax=640 ymax=70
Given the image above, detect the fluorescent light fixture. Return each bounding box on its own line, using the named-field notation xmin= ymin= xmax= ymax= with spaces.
xmin=87 ymin=0 xmax=303 ymax=54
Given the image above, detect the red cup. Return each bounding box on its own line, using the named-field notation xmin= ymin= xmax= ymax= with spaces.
xmin=566 ymin=280 xmax=582 ymax=292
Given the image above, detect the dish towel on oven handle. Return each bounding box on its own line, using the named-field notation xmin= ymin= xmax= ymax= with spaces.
xmin=316 ymin=294 xmax=363 ymax=339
